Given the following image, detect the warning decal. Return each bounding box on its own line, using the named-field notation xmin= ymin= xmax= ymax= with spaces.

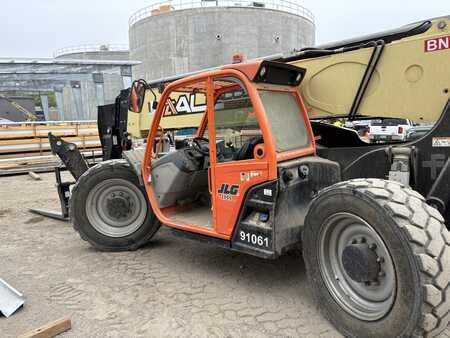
xmin=432 ymin=137 xmax=450 ymax=147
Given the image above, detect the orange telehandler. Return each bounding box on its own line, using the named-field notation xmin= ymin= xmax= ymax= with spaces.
xmin=34 ymin=16 xmax=450 ymax=337
xmin=68 ymin=59 xmax=449 ymax=337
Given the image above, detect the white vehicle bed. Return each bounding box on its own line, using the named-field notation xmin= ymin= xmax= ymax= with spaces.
xmin=368 ymin=118 xmax=413 ymax=142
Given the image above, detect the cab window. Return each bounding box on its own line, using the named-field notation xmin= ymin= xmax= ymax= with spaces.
xmin=214 ymin=86 xmax=263 ymax=162
xmin=259 ymin=90 xmax=309 ymax=152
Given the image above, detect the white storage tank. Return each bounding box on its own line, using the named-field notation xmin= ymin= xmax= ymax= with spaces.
xmin=129 ymin=0 xmax=315 ymax=80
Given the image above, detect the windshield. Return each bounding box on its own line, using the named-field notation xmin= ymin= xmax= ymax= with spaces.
xmin=258 ymin=90 xmax=309 ymax=152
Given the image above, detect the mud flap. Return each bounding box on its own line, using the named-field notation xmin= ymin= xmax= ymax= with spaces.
xmin=0 ymin=279 xmax=25 ymax=317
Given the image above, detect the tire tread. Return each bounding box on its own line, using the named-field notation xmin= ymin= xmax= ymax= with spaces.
xmin=70 ymin=159 xmax=160 ymax=251
xmin=319 ymin=179 xmax=450 ymax=337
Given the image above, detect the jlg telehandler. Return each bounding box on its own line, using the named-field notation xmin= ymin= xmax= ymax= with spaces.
xmin=46 ymin=15 xmax=450 ymax=338
xmin=69 ymin=59 xmax=450 ymax=337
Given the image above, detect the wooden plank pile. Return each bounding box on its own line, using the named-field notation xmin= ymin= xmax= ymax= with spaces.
xmin=0 ymin=121 xmax=102 ymax=175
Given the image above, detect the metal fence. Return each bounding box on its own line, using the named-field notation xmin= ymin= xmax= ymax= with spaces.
xmin=129 ymin=0 xmax=314 ymax=26
xmin=53 ymin=44 xmax=129 ymax=58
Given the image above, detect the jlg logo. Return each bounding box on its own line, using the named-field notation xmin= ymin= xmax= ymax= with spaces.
xmin=425 ymin=36 xmax=450 ymax=52
xmin=218 ymin=184 xmax=239 ymax=201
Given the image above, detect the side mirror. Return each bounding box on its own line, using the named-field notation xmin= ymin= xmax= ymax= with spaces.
xmin=130 ymin=86 xmax=139 ymax=112
xmin=129 ymin=81 xmax=146 ymax=113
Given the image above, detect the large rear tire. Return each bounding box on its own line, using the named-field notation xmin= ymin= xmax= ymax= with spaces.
xmin=303 ymin=178 xmax=450 ymax=338
xmin=70 ymin=160 xmax=160 ymax=251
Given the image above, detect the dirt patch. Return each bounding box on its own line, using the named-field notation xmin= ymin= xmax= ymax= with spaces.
xmin=0 ymin=172 xmax=448 ymax=338
xmin=24 ymin=216 xmax=45 ymax=224
xmin=0 ymin=208 xmax=11 ymax=217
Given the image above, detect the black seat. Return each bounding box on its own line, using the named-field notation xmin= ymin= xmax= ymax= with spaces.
xmin=233 ymin=136 xmax=263 ymax=161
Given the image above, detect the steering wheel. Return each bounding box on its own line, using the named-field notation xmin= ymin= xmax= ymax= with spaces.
xmin=192 ymin=137 xmax=210 ymax=156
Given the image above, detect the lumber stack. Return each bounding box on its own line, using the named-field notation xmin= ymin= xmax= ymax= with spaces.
xmin=0 ymin=121 xmax=102 ymax=175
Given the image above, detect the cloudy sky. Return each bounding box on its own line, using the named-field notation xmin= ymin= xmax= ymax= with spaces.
xmin=0 ymin=0 xmax=448 ymax=58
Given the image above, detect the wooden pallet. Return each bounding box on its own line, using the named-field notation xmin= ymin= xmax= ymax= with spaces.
xmin=0 ymin=123 xmax=97 ymax=139
xmin=0 ymin=121 xmax=102 ymax=175
xmin=0 ymin=135 xmax=100 ymax=154
xmin=0 ymin=149 xmax=103 ymax=175
xmin=0 ymin=121 xmax=100 ymax=153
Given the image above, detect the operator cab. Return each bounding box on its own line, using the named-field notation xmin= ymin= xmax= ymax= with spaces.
xmin=149 ymin=81 xmax=265 ymax=228
xmin=139 ymin=61 xmax=314 ymax=239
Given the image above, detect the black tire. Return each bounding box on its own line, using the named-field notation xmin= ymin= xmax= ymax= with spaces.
xmin=303 ymin=178 xmax=450 ymax=338
xmin=70 ymin=159 xmax=160 ymax=251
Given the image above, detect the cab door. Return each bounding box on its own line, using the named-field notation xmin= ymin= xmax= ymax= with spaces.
xmin=207 ymin=76 xmax=270 ymax=236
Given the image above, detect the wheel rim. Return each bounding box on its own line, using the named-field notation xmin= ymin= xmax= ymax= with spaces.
xmin=86 ymin=178 xmax=147 ymax=238
xmin=318 ymin=212 xmax=396 ymax=321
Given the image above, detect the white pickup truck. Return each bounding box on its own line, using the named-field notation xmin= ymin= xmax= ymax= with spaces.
xmin=368 ymin=118 xmax=414 ymax=142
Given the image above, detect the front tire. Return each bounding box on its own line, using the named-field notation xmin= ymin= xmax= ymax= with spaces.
xmin=303 ymin=178 xmax=450 ymax=337
xmin=70 ymin=160 xmax=160 ymax=251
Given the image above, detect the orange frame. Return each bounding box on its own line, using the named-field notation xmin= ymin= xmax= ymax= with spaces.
xmin=142 ymin=61 xmax=316 ymax=240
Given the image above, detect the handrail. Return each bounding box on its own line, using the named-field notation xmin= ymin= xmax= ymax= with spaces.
xmin=53 ymin=44 xmax=129 ymax=58
xmin=129 ymin=0 xmax=314 ymax=27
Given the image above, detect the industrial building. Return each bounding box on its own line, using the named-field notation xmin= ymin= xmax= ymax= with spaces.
xmin=0 ymin=45 xmax=138 ymax=121
xmin=129 ymin=0 xmax=315 ymax=80
xmin=54 ymin=44 xmax=130 ymax=61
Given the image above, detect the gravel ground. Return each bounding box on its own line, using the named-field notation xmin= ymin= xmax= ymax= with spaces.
xmin=0 ymin=172 xmax=448 ymax=338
